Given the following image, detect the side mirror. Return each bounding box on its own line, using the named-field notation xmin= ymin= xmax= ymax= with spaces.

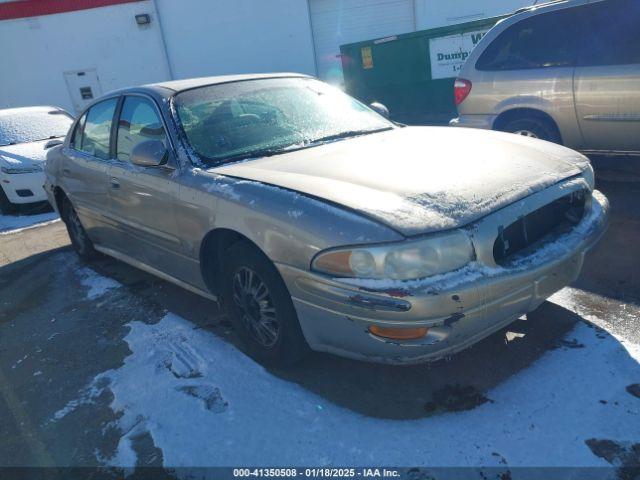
xmin=131 ymin=140 xmax=168 ymax=167
xmin=44 ymin=139 xmax=64 ymax=149
xmin=370 ymin=102 xmax=390 ymax=119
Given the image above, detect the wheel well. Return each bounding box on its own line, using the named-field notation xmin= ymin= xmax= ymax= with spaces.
xmin=53 ymin=187 xmax=69 ymax=218
xmin=492 ymin=108 xmax=562 ymax=143
xmin=199 ymin=229 xmax=262 ymax=295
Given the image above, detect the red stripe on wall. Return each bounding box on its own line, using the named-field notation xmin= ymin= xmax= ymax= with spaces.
xmin=0 ymin=0 xmax=145 ymax=21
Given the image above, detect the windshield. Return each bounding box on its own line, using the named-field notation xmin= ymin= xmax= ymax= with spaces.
xmin=0 ymin=109 xmax=74 ymax=146
xmin=174 ymin=77 xmax=394 ymax=165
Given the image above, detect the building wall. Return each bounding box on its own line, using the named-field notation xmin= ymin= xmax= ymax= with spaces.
xmin=0 ymin=0 xmax=535 ymax=111
xmin=154 ymin=0 xmax=317 ymax=80
xmin=308 ymin=0 xmax=533 ymax=84
xmin=309 ymin=0 xmax=415 ymax=84
xmin=414 ymin=0 xmax=532 ymax=30
xmin=0 ymin=0 xmax=171 ymax=112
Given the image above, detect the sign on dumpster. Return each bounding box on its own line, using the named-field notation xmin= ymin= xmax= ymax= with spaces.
xmin=429 ymin=29 xmax=488 ymax=79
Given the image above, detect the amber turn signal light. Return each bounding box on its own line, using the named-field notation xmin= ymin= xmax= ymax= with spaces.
xmin=369 ymin=325 xmax=429 ymax=340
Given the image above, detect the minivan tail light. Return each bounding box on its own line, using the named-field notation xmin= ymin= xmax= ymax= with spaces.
xmin=454 ymin=78 xmax=472 ymax=106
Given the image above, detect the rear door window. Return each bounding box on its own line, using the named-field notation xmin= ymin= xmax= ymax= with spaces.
xmin=476 ymin=8 xmax=581 ymax=71
xmin=576 ymin=0 xmax=640 ymax=66
xmin=115 ymin=96 xmax=168 ymax=162
xmin=78 ymin=98 xmax=118 ymax=160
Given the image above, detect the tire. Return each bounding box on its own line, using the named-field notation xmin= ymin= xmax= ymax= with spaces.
xmin=220 ymin=241 xmax=309 ymax=366
xmin=61 ymin=196 xmax=98 ymax=261
xmin=500 ymin=117 xmax=561 ymax=144
xmin=0 ymin=186 xmax=18 ymax=215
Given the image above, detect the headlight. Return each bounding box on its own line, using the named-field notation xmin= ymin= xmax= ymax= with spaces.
xmin=312 ymin=230 xmax=474 ymax=280
xmin=1 ymin=164 xmax=43 ymax=174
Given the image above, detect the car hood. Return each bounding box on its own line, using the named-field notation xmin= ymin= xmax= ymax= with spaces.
xmin=0 ymin=139 xmax=50 ymax=170
xmin=212 ymin=127 xmax=592 ymax=236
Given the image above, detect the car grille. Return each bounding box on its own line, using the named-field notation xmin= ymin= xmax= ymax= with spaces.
xmin=493 ymin=189 xmax=589 ymax=265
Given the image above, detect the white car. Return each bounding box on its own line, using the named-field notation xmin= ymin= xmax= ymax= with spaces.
xmin=0 ymin=106 xmax=74 ymax=214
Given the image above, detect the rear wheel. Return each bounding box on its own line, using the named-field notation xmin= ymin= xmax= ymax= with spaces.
xmin=500 ymin=117 xmax=561 ymax=144
xmin=0 ymin=186 xmax=18 ymax=215
xmin=61 ymin=197 xmax=98 ymax=260
xmin=220 ymin=241 xmax=309 ymax=366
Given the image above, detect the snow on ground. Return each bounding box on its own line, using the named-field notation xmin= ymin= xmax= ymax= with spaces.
xmin=77 ymin=266 xmax=122 ymax=300
xmin=0 ymin=212 xmax=59 ymax=234
xmin=52 ymin=266 xmax=640 ymax=469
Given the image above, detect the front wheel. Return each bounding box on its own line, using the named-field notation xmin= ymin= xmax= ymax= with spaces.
xmin=500 ymin=117 xmax=561 ymax=144
xmin=61 ymin=197 xmax=98 ymax=260
xmin=220 ymin=242 xmax=309 ymax=366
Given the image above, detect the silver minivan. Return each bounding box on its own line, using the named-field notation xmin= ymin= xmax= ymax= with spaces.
xmin=450 ymin=0 xmax=640 ymax=156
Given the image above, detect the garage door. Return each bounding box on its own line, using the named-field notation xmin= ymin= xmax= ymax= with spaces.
xmin=309 ymin=0 xmax=415 ymax=84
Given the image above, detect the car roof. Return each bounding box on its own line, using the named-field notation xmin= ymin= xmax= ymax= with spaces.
xmin=0 ymin=105 xmax=67 ymax=117
xmin=80 ymin=73 xmax=315 ymax=113
xmin=514 ymin=0 xmax=605 ymax=15
xmin=144 ymin=72 xmax=312 ymax=94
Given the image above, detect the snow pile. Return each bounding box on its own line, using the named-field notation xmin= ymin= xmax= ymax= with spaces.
xmin=51 ymin=383 xmax=104 ymax=422
xmin=51 ymin=263 xmax=640 ymax=468
xmin=0 ymin=212 xmax=59 ymax=234
xmin=97 ymin=305 xmax=639 ymax=467
xmin=77 ymin=267 xmax=122 ymax=300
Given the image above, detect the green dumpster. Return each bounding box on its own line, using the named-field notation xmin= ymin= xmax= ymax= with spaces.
xmin=340 ymin=16 xmax=506 ymax=125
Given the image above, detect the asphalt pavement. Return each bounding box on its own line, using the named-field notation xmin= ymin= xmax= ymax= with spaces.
xmin=0 ymin=160 xmax=638 ymax=472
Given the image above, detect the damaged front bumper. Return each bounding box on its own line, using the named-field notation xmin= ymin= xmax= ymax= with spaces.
xmin=278 ymin=188 xmax=609 ymax=365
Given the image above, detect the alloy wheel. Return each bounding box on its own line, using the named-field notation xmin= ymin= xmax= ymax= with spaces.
xmin=232 ymin=267 xmax=280 ymax=348
xmin=513 ymin=129 xmax=539 ymax=138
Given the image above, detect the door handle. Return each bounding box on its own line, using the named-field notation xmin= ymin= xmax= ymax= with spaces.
xmin=62 ymin=168 xmax=71 ymax=175
xmin=110 ymin=178 xmax=120 ymax=189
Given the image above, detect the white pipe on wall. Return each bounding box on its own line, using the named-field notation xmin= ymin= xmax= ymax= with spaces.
xmin=151 ymin=0 xmax=174 ymax=80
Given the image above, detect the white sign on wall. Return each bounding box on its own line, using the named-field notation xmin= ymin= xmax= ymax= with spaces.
xmin=428 ymin=29 xmax=488 ymax=80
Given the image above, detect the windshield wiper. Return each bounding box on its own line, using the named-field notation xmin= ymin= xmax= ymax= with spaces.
xmin=207 ymin=127 xmax=393 ymax=166
xmin=305 ymin=127 xmax=393 ymax=146
xmin=212 ymin=144 xmax=304 ymax=166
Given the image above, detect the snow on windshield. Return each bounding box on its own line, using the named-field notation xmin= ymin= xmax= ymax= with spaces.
xmin=0 ymin=108 xmax=73 ymax=146
xmin=174 ymin=77 xmax=392 ymax=165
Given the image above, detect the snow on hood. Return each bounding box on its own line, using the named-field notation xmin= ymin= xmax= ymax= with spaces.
xmin=213 ymin=127 xmax=592 ymax=236
xmin=0 ymin=139 xmax=49 ymax=170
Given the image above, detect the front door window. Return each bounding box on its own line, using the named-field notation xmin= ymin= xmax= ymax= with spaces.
xmin=116 ymin=96 xmax=168 ymax=162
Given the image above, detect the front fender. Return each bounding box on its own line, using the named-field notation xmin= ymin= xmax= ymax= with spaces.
xmin=178 ymin=169 xmax=404 ymax=272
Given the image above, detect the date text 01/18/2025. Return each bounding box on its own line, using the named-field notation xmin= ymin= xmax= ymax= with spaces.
xmin=233 ymin=468 xmax=401 ymax=478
